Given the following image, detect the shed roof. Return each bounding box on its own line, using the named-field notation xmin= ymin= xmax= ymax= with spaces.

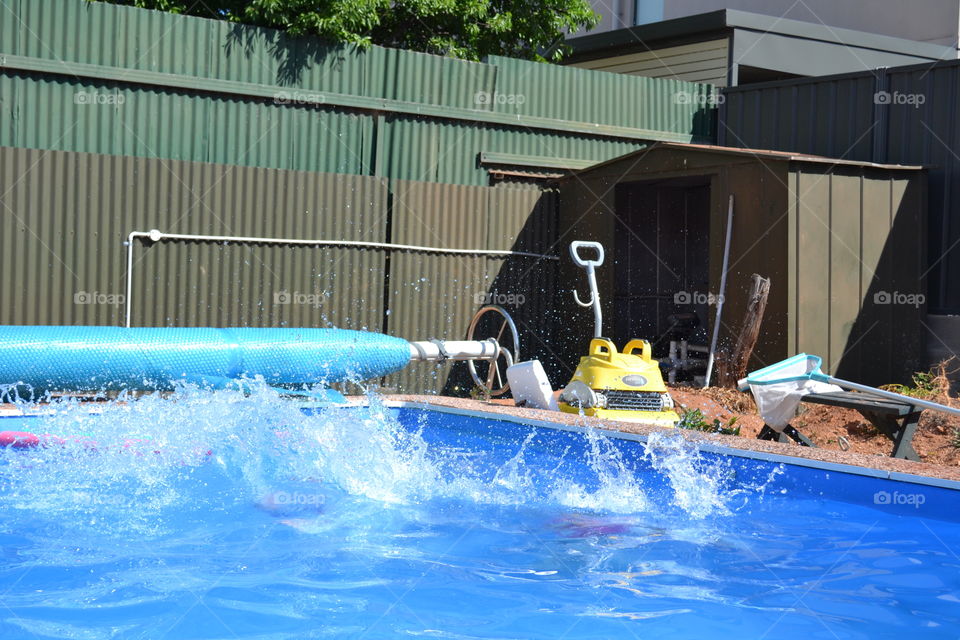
xmin=566 ymin=141 xmax=926 ymax=179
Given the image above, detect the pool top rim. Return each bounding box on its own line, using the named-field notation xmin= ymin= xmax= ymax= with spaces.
xmin=378 ymin=395 xmax=960 ymax=489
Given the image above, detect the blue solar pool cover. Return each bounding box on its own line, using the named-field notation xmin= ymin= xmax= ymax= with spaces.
xmin=0 ymin=326 xmax=412 ymax=394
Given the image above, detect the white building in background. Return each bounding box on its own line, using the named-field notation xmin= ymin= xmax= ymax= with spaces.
xmin=581 ymin=0 xmax=960 ymax=48
xmin=565 ymin=6 xmax=956 ymax=87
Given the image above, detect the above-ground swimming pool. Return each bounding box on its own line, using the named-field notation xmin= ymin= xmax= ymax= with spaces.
xmin=0 ymin=386 xmax=958 ymax=639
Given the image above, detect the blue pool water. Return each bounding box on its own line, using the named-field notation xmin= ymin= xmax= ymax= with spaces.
xmin=0 ymin=385 xmax=958 ymax=638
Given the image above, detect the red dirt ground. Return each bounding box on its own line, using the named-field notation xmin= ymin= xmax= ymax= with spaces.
xmin=670 ymin=385 xmax=960 ymax=467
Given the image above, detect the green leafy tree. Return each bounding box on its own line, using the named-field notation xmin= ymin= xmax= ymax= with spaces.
xmin=92 ymin=0 xmax=599 ymax=62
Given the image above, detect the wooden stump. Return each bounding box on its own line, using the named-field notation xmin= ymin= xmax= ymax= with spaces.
xmin=718 ymin=274 xmax=770 ymax=388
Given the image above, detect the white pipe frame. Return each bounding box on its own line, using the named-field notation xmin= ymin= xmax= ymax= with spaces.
xmin=124 ymin=229 xmax=558 ymax=328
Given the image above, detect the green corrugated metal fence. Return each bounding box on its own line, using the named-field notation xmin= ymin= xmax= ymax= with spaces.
xmin=487 ymin=55 xmax=716 ymax=135
xmin=0 ymin=0 xmax=717 ymax=187
xmin=0 ymin=0 xmax=723 ymax=394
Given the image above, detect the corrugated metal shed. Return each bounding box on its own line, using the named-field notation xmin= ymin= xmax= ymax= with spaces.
xmin=556 ymin=142 xmax=927 ymax=385
xmin=721 ymin=60 xmax=960 ymax=314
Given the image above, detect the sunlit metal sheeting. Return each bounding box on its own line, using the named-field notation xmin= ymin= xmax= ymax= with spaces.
xmin=382 ymin=180 xmax=561 ymax=393
xmin=488 ymin=55 xmax=717 ymax=139
xmin=0 ymin=146 xmax=389 ymax=331
xmin=722 ymin=61 xmax=960 ymax=313
xmin=1 ymin=0 xmax=716 ymax=187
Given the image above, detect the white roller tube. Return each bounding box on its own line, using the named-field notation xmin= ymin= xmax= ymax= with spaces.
xmin=408 ymin=339 xmax=501 ymax=362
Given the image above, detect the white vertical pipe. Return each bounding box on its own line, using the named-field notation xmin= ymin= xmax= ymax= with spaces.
xmin=124 ymin=231 xmax=137 ymax=328
xmin=705 ymin=195 xmax=734 ymax=387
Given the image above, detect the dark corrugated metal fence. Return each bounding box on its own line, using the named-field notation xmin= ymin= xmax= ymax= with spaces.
xmin=722 ymin=60 xmax=960 ymax=313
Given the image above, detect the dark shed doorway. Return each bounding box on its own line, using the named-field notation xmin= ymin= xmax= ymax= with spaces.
xmin=613 ymin=177 xmax=711 ymax=356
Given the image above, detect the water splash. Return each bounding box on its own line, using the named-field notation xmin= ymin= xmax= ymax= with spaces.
xmin=0 ymin=384 xmax=763 ymax=537
xmin=641 ymin=431 xmax=737 ymax=518
xmin=641 ymin=431 xmax=784 ymax=519
xmin=550 ymin=424 xmax=649 ymax=513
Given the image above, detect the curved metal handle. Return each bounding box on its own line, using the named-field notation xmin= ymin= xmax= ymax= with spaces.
xmin=569 ymin=241 xmax=604 ymax=338
xmin=572 ymin=288 xmax=595 ymax=307
xmin=569 ymin=241 xmax=604 ymax=268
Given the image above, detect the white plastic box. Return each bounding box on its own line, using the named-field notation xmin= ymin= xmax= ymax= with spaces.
xmin=506 ymin=360 xmax=556 ymax=411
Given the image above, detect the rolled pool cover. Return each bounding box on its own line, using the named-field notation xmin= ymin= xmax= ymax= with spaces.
xmin=0 ymin=326 xmax=412 ymax=394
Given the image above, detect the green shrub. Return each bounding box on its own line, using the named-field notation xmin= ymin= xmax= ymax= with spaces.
xmin=677 ymin=408 xmax=740 ymax=436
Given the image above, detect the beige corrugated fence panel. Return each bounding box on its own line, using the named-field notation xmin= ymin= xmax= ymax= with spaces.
xmin=0 ymin=146 xmax=389 ymax=332
xmin=382 ymin=180 xmax=560 ymax=394
xmin=383 ymin=180 xmax=491 ymax=394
